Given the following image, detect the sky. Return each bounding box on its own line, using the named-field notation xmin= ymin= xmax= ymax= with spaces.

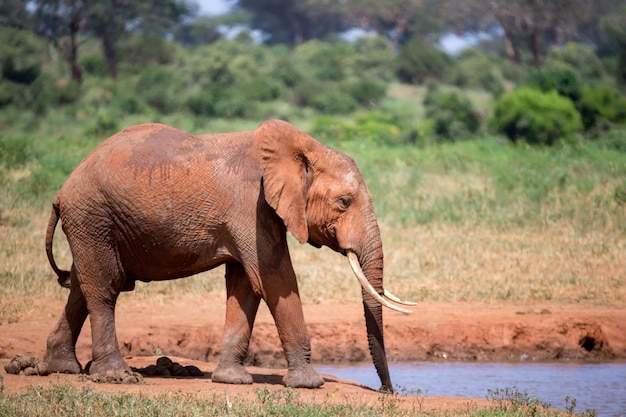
xmin=195 ymin=0 xmax=231 ymax=15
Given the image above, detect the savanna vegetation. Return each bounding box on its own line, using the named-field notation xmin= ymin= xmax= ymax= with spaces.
xmin=1 ymin=0 xmax=624 ymax=415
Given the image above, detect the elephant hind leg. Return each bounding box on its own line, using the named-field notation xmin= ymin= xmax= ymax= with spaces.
xmin=45 ymin=265 xmax=87 ymax=374
xmin=212 ymin=263 xmax=261 ymax=385
xmin=70 ymin=241 xmax=129 ymax=376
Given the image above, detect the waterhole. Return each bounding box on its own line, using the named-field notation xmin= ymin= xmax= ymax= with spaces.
xmin=316 ymin=361 xmax=626 ymax=416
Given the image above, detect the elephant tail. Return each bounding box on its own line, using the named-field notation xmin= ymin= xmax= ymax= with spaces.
xmin=46 ymin=198 xmax=70 ymax=288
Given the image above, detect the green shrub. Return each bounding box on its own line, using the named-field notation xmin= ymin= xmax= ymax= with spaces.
xmin=310 ymin=111 xmax=410 ymax=146
xmin=544 ymin=42 xmax=605 ymax=82
xmin=452 ymin=49 xmax=505 ymax=96
xmin=526 ymin=64 xmax=583 ymax=103
xmin=350 ymin=36 xmax=395 ymax=82
xmin=424 ymin=89 xmax=481 ymax=141
xmin=80 ymin=53 xmax=109 ymax=77
xmin=84 ymin=111 xmax=120 ymax=138
xmin=0 ymin=27 xmax=43 ymax=85
xmin=347 ymin=79 xmax=387 ymax=108
xmin=117 ymin=35 xmax=176 ymax=73
xmin=395 ymin=37 xmax=452 ymax=84
xmin=186 ymin=92 xmax=215 ymax=117
xmin=213 ymin=96 xmax=253 ymax=118
xmin=490 ymin=88 xmax=583 ymax=145
xmin=578 ymin=85 xmax=626 ymax=131
xmin=293 ymin=40 xmax=348 ymax=82
xmin=310 ymin=116 xmax=357 ymax=143
xmin=309 ymin=89 xmax=357 ymax=114
xmin=134 ymin=66 xmax=185 ymax=114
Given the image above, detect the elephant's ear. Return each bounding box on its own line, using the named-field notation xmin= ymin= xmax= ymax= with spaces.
xmin=255 ymin=119 xmax=315 ymax=244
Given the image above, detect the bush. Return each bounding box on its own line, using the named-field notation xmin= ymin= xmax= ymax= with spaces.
xmin=490 ymin=88 xmax=583 ymax=145
xmin=80 ymin=53 xmax=109 ymax=77
xmin=544 ymin=42 xmax=605 ymax=82
xmin=424 ymin=89 xmax=481 ymax=141
xmin=452 ymin=49 xmax=505 ymax=97
xmin=0 ymin=27 xmax=43 ymax=85
xmin=310 ymin=111 xmax=411 ymax=146
xmin=347 ymin=79 xmax=387 ymax=107
xmin=134 ymin=66 xmax=185 ymax=114
xmin=309 ymin=89 xmax=357 ymax=114
xmin=578 ymin=85 xmax=626 ymax=131
xmin=395 ymin=37 xmax=452 ymax=84
xmin=526 ymin=64 xmax=583 ymax=103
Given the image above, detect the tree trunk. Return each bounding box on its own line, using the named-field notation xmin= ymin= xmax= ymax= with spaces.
xmin=529 ymin=30 xmax=542 ymax=68
xmin=67 ymin=19 xmax=82 ymax=82
xmin=101 ymin=33 xmax=117 ymax=80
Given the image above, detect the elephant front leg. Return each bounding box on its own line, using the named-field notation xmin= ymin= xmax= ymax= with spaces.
xmin=262 ymin=262 xmax=324 ymax=389
xmin=212 ymin=263 xmax=261 ymax=385
xmin=44 ymin=266 xmax=88 ymax=374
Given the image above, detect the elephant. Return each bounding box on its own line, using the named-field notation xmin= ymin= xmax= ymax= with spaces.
xmin=44 ymin=119 xmax=414 ymax=392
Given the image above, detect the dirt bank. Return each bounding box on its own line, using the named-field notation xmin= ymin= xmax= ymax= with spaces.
xmin=1 ymin=301 xmax=624 ymax=410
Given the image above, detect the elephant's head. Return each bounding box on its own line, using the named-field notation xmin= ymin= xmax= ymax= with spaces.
xmin=255 ymin=120 xmax=414 ymax=392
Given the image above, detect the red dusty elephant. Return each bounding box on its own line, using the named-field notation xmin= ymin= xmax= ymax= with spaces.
xmin=44 ymin=120 xmax=414 ymax=392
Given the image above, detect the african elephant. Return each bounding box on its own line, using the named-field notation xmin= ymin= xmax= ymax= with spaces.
xmin=44 ymin=120 xmax=414 ymax=392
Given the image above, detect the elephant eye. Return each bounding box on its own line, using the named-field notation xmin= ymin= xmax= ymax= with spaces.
xmin=338 ymin=197 xmax=352 ymax=210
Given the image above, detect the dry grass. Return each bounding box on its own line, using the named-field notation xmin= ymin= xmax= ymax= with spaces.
xmin=2 ymin=205 xmax=624 ymax=321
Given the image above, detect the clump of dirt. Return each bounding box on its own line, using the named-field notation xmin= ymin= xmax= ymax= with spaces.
xmin=4 ymin=355 xmax=48 ymax=376
xmin=132 ymin=356 xmax=203 ymax=378
xmin=79 ymin=369 xmax=144 ymax=384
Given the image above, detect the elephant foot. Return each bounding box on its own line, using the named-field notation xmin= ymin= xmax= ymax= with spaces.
xmin=283 ymin=365 xmax=325 ymax=388
xmin=87 ymin=354 xmax=130 ymax=377
xmin=44 ymin=348 xmax=82 ymax=374
xmin=211 ymin=363 xmax=253 ymax=384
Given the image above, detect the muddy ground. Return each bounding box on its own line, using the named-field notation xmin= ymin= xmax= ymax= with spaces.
xmin=1 ymin=301 xmax=625 ymax=411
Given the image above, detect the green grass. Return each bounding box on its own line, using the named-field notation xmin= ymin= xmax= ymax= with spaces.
xmin=0 ymin=381 xmax=589 ymax=417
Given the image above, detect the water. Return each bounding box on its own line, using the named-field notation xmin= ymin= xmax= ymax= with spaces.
xmin=316 ymin=361 xmax=626 ymax=416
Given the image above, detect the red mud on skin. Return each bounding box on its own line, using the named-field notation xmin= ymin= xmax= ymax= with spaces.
xmin=1 ymin=301 xmax=624 ymax=411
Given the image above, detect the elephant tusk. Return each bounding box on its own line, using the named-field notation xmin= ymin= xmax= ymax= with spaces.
xmin=383 ymin=289 xmax=417 ymax=306
xmin=347 ymin=251 xmax=413 ymax=314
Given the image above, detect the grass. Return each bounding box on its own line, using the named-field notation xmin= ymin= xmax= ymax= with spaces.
xmin=0 ymin=380 xmax=590 ymax=417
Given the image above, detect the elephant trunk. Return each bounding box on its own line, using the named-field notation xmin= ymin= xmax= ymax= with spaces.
xmin=351 ymin=224 xmax=394 ymax=393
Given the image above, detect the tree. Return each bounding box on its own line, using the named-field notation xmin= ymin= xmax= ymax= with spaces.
xmin=235 ymin=0 xmax=346 ymax=45
xmin=340 ymin=0 xmax=446 ymax=50
xmin=29 ymin=0 xmax=194 ymax=81
xmin=443 ymin=0 xmax=619 ymax=67
xmin=32 ymin=0 xmax=86 ymax=81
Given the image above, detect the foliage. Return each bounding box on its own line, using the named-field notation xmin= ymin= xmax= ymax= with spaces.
xmin=489 ymin=88 xmax=583 ymax=145
xmin=395 ymin=37 xmax=453 ymax=84
xmin=577 ymin=85 xmax=626 ymax=131
xmin=525 ymin=64 xmax=584 ymax=103
xmin=451 ymin=48 xmax=505 ymax=97
xmin=423 ymin=88 xmax=481 ymax=142
xmin=544 ymin=42 xmax=606 ymax=82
